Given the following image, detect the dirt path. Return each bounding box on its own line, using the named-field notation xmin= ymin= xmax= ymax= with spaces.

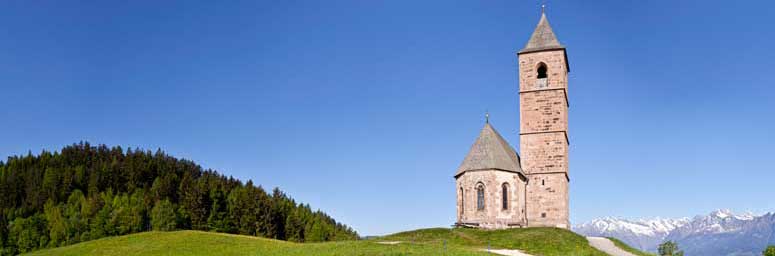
xmin=586 ymin=237 xmax=637 ymax=256
xmin=481 ymin=249 xmax=533 ymax=256
xmin=375 ymin=241 xmax=401 ymax=245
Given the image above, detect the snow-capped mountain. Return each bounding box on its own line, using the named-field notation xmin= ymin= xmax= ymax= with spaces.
xmin=666 ymin=210 xmax=775 ymax=256
xmin=574 ymin=216 xmax=689 ymax=252
xmin=573 ymin=210 xmax=775 ymax=256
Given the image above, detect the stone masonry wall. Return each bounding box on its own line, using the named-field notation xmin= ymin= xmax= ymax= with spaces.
xmin=518 ymin=49 xmax=570 ymax=229
xmin=519 ymin=132 xmax=568 ymax=174
xmin=519 ymin=89 xmax=568 ymax=134
xmin=525 ymin=173 xmax=569 ymax=228
xmin=456 ymin=170 xmax=527 ymax=229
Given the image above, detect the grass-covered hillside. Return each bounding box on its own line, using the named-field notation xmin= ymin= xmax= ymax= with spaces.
xmin=380 ymin=227 xmax=607 ymax=256
xmin=25 ymin=228 xmax=609 ymax=256
xmin=607 ymin=237 xmax=655 ymax=256
xmin=0 ymin=143 xmax=356 ymax=255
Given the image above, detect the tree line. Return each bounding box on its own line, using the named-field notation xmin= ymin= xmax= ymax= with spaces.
xmin=0 ymin=142 xmax=358 ymax=255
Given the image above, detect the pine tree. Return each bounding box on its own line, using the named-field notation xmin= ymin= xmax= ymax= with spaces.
xmin=151 ymin=199 xmax=177 ymax=231
xmin=64 ymin=190 xmax=87 ymax=244
xmin=43 ymin=200 xmax=66 ymax=247
xmin=8 ymin=214 xmax=46 ymax=253
xmin=207 ymin=188 xmax=229 ymax=232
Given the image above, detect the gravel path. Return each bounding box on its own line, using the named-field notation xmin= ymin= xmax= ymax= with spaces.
xmin=375 ymin=241 xmax=402 ymax=245
xmin=586 ymin=237 xmax=637 ymax=256
xmin=481 ymin=249 xmax=533 ymax=256
xmin=376 ymin=240 xmax=533 ymax=255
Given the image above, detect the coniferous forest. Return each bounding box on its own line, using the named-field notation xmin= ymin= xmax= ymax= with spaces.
xmin=0 ymin=142 xmax=358 ymax=255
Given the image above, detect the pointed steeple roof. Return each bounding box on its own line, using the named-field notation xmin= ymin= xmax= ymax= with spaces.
xmin=519 ymin=11 xmax=565 ymax=54
xmin=455 ymin=123 xmax=523 ymax=177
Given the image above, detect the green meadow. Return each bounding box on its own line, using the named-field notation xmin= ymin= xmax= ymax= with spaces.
xmin=20 ymin=227 xmax=650 ymax=256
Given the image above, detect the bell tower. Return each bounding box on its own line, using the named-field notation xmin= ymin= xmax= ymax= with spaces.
xmin=518 ymin=9 xmax=570 ymax=228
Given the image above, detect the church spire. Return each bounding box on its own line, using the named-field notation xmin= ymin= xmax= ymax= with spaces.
xmin=519 ymin=8 xmax=564 ymax=54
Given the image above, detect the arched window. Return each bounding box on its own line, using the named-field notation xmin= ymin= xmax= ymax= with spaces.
xmin=536 ymin=63 xmax=548 ymax=79
xmin=460 ymin=187 xmax=465 ymax=216
xmin=476 ymin=183 xmax=485 ymax=211
xmin=501 ymin=183 xmax=509 ymax=210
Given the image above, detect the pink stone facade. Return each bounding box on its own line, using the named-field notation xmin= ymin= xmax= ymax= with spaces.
xmin=519 ymin=48 xmax=570 ymax=229
xmin=519 ymin=132 xmax=568 ymax=175
xmin=456 ymin=170 xmax=527 ymax=229
xmin=524 ymin=172 xmax=569 ymax=228
xmin=519 ymin=89 xmax=568 ymax=134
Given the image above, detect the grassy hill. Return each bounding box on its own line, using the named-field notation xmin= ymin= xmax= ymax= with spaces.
xmin=606 ymin=237 xmax=655 ymax=256
xmin=24 ymin=228 xmax=611 ymax=256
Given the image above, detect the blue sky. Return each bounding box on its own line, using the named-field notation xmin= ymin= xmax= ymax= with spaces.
xmin=1 ymin=1 xmax=774 ymax=236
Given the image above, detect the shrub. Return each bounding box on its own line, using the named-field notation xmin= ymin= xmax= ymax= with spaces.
xmin=763 ymin=245 xmax=775 ymax=256
xmin=658 ymin=240 xmax=684 ymax=256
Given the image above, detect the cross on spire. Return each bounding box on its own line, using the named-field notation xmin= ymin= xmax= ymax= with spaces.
xmin=485 ymin=111 xmax=490 ymax=124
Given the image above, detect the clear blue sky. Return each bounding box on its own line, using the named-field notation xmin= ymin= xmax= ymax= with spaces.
xmin=1 ymin=1 xmax=774 ymax=236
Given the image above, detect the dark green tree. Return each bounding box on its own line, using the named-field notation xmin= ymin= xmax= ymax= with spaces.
xmin=658 ymin=240 xmax=684 ymax=256
xmin=150 ymin=199 xmax=177 ymax=231
xmin=285 ymin=208 xmax=304 ymax=242
xmin=305 ymin=219 xmax=325 ymax=242
xmin=178 ymin=172 xmax=209 ymax=230
xmin=43 ymin=200 xmax=66 ymax=247
xmin=227 ymin=184 xmax=258 ymax=235
xmin=764 ymin=245 xmax=775 ymax=256
xmin=8 ymin=214 xmax=46 ymax=253
xmin=63 ymin=190 xmax=87 ymax=244
xmin=90 ymin=191 xmax=115 ymax=238
xmin=206 ymin=187 xmax=229 ymax=232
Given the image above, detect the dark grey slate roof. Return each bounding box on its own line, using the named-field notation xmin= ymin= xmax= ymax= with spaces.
xmin=455 ymin=123 xmax=523 ymax=177
xmin=519 ymin=12 xmax=564 ymax=54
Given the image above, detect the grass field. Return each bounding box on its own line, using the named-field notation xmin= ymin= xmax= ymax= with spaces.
xmin=24 ymin=228 xmax=612 ymax=256
xmin=606 ymin=237 xmax=655 ymax=256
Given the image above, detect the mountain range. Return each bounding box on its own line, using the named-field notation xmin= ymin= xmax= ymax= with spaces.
xmin=573 ymin=210 xmax=775 ymax=256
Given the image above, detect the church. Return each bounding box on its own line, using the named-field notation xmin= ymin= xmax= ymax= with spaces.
xmin=454 ymin=10 xmax=570 ymax=229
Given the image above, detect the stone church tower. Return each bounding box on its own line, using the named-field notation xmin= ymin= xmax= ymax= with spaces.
xmin=455 ymin=10 xmax=570 ymax=229
xmin=518 ymin=10 xmax=570 ymax=229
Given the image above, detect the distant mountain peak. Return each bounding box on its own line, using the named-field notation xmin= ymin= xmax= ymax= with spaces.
xmin=710 ymin=209 xmax=733 ymax=218
xmin=704 ymin=209 xmax=756 ymax=220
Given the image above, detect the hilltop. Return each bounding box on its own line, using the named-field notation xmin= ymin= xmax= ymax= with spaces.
xmin=24 ymin=228 xmax=621 ymax=256
xmin=0 ymin=143 xmax=356 ymax=255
